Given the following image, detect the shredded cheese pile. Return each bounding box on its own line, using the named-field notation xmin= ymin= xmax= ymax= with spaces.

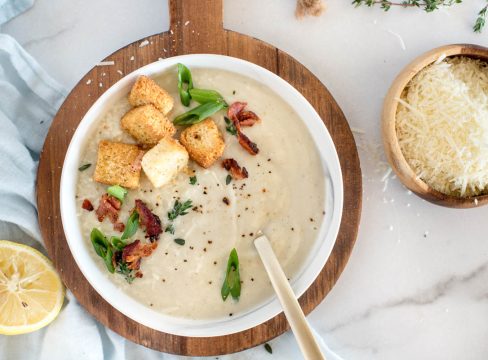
xmin=396 ymin=56 xmax=488 ymax=197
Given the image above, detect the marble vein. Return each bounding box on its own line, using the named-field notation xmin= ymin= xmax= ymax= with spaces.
xmin=23 ymin=25 xmax=75 ymax=48
xmin=327 ymin=261 xmax=488 ymax=333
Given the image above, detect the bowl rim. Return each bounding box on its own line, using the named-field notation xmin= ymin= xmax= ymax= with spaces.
xmin=382 ymin=43 xmax=488 ymax=208
xmin=60 ymin=53 xmax=344 ymax=337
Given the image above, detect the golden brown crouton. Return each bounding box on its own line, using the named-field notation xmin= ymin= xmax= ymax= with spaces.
xmin=93 ymin=140 xmax=144 ymax=189
xmin=142 ymin=137 xmax=189 ymax=188
xmin=180 ymin=118 xmax=225 ymax=168
xmin=121 ymin=104 xmax=176 ymax=147
xmin=128 ymin=76 xmax=174 ymax=115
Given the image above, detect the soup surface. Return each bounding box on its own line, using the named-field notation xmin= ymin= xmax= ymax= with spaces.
xmin=76 ymin=68 xmax=325 ymax=319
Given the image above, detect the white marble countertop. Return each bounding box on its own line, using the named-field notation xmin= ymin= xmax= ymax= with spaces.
xmin=3 ymin=0 xmax=488 ymax=358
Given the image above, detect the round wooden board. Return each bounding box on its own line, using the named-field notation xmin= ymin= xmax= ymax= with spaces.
xmin=36 ymin=0 xmax=362 ymax=356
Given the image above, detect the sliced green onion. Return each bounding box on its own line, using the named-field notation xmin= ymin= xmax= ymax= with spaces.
xmin=103 ymin=246 xmax=115 ymax=273
xmin=189 ymin=88 xmax=226 ymax=105
xmin=90 ymin=228 xmax=109 ymax=257
xmin=221 ymin=248 xmax=241 ymax=301
xmin=107 ymin=185 xmax=128 ymax=203
xmin=90 ymin=228 xmax=114 ymax=273
xmin=177 ymin=63 xmax=193 ymax=106
xmin=111 ymin=236 xmax=126 ymax=251
xmin=189 ymin=176 xmax=197 ymax=185
xmin=173 ymin=101 xmax=226 ymax=125
xmin=121 ymin=212 xmax=139 ymax=241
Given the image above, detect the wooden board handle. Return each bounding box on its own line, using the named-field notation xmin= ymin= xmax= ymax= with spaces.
xmin=168 ymin=0 xmax=226 ymax=54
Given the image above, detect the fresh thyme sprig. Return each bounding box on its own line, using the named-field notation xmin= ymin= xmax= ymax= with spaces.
xmin=116 ymin=262 xmax=135 ymax=284
xmin=353 ymin=0 xmax=488 ymax=33
xmin=167 ymin=199 xmax=193 ymax=221
xmin=474 ymin=2 xmax=488 ymax=33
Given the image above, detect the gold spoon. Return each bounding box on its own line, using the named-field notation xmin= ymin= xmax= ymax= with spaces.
xmin=254 ymin=233 xmax=326 ymax=360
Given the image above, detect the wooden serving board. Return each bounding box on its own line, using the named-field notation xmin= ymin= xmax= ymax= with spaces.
xmin=36 ymin=0 xmax=362 ymax=356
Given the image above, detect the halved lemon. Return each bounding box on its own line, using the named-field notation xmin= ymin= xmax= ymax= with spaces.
xmin=0 ymin=240 xmax=64 ymax=335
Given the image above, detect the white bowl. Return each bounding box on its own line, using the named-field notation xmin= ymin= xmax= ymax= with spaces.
xmin=60 ymin=54 xmax=343 ymax=337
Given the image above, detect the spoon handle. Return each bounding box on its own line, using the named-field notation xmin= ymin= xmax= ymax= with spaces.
xmin=254 ymin=235 xmax=326 ymax=360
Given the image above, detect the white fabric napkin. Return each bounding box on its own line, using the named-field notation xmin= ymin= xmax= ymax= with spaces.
xmin=0 ymin=5 xmax=343 ymax=360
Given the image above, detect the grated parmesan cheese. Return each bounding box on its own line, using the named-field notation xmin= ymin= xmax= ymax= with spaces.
xmin=396 ymin=56 xmax=488 ymax=197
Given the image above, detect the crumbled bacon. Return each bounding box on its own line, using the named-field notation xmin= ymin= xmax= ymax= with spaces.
xmin=134 ymin=199 xmax=162 ymax=242
xmin=223 ymin=158 xmax=249 ymax=180
xmin=237 ymin=110 xmax=260 ymax=127
xmin=228 ymin=102 xmax=247 ymax=121
xmin=122 ymin=240 xmax=158 ymax=270
xmin=237 ymin=132 xmax=259 ymax=155
xmin=96 ymin=194 xmax=121 ymax=223
xmin=228 ymin=102 xmax=260 ymax=127
xmin=82 ymin=199 xmax=94 ymax=211
xmin=113 ymin=222 xmax=125 ymax=232
xmin=228 ymin=102 xmax=260 ymax=155
xmin=112 ymin=250 xmax=122 ymax=269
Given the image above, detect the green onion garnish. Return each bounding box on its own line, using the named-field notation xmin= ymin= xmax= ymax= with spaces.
xmin=90 ymin=228 xmax=114 ymax=273
xmin=173 ymin=101 xmax=227 ymax=125
xmin=107 ymin=185 xmax=128 ymax=203
xmin=221 ymin=248 xmax=241 ymax=301
xmin=177 ymin=63 xmax=193 ymax=106
xmin=189 ymin=175 xmax=197 ymax=185
xmin=121 ymin=212 xmax=139 ymax=241
xmin=110 ymin=236 xmax=126 ymax=251
xmin=189 ymin=88 xmax=226 ymax=105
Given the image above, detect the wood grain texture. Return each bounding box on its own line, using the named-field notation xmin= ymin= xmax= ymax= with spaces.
xmin=382 ymin=43 xmax=488 ymax=208
xmin=36 ymin=0 xmax=362 ymax=355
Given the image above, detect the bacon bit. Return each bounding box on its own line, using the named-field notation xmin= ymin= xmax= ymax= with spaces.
xmin=96 ymin=194 xmax=121 ymax=223
xmin=222 ymin=197 xmax=230 ymax=205
xmin=237 ymin=132 xmax=259 ymax=155
xmin=82 ymin=199 xmax=94 ymax=211
xmin=237 ymin=111 xmax=260 ymax=126
xmin=228 ymin=102 xmax=259 ymax=155
xmin=228 ymin=102 xmax=247 ymax=121
xmin=131 ymin=150 xmax=145 ymax=171
xmin=112 ymin=250 xmax=122 ymax=269
xmin=228 ymin=102 xmax=260 ymax=127
xmin=122 ymin=240 xmax=158 ymax=270
xmin=134 ymin=199 xmax=163 ymax=242
xmin=113 ymin=222 xmax=125 ymax=232
xmin=222 ymin=159 xmax=249 ymax=180
xmin=135 ymin=271 xmax=143 ymax=278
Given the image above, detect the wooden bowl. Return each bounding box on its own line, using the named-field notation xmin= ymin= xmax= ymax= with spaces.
xmin=382 ymin=44 xmax=488 ymax=208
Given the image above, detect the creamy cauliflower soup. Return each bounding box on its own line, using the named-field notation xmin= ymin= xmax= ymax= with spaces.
xmin=75 ymin=67 xmax=325 ymax=319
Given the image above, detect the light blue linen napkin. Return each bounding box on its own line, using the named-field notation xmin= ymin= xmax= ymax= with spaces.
xmin=0 ymin=4 xmax=343 ymax=360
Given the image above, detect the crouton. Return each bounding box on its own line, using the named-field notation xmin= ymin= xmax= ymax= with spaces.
xmin=179 ymin=118 xmax=225 ymax=168
xmin=141 ymin=137 xmax=189 ymax=188
xmin=121 ymin=104 xmax=176 ymax=147
xmin=93 ymin=140 xmax=144 ymax=189
xmin=128 ymin=75 xmax=174 ymax=115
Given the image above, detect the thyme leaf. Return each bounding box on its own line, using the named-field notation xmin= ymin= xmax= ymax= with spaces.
xmin=168 ymin=199 xmax=193 ymax=221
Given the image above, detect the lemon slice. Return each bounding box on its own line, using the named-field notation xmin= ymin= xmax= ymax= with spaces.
xmin=0 ymin=240 xmax=64 ymax=335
